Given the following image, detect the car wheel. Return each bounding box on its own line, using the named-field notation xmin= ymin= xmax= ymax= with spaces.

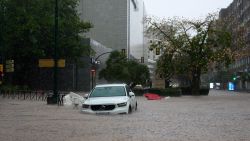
xmin=128 ymin=106 xmax=132 ymax=114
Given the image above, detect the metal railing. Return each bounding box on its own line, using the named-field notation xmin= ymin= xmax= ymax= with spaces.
xmin=0 ymin=90 xmax=68 ymax=102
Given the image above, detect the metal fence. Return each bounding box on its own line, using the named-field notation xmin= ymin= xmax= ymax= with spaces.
xmin=0 ymin=90 xmax=68 ymax=102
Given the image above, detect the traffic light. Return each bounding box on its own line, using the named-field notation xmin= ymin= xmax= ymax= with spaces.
xmin=233 ymin=76 xmax=237 ymax=81
xmin=90 ymin=57 xmax=95 ymax=64
xmin=121 ymin=49 xmax=126 ymax=56
xmin=156 ymin=48 xmax=160 ymax=55
xmin=141 ymin=57 xmax=144 ymax=63
xmin=232 ymin=73 xmax=237 ymax=81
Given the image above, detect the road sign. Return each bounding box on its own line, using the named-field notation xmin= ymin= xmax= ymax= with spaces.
xmin=0 ymin=64 xmax=3 ymax=85
xmin=6 ymin=60 xmax=14 ymax=64
xmin=5 ymin=60 xmax=14 ymax=72
xmin=228 ymin=82 xmax=235 ymax=91
xmin=0 ymin=64 xmax=3 ymax=72
xmin=39 ymin=59 xmax=65 ymax=68
xmin=57 ymin=59 xmax=65 ymax=67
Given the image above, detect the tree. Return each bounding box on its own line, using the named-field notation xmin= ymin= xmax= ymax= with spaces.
xmin=99 ymin=51 xmax=150 ymax=87
xmin=1 ymin=0 xmax=92 ymax=86
xmin=156 ymin=51 xmax=188 ymax=88
xmin=127 ymin=60 xmax=150 ymax=88
xmin=99 ymin=51 xmax=128 ymax=82
xmin=146 ymin=14 xmax=244 ymax=94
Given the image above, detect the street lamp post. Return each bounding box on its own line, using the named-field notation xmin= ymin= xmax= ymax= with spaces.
xmin=94 ymin=52 xmax=112 ymax=62
xmin=90 ymin=52 xmax=112 ymax=89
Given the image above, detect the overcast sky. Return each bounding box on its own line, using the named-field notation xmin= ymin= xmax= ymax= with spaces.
xmin=143 ymin=0 xmax=234 ymax=19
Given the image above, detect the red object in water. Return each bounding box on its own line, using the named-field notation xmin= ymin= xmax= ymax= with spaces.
xmin=144 ymin=93 xmax=162 ymax=100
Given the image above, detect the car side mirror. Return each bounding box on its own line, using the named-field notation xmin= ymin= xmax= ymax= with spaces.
xmin=129 ymin=92 xmax=135 ymax=97
xmin=83 ymin=93 xmax=89 ymax=99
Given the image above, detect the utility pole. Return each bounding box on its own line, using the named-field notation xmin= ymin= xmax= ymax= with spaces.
xmin=53 ymin=0 xmax=59 ymax=104
xmin=0 ymin=0 xmax=5 ymax=84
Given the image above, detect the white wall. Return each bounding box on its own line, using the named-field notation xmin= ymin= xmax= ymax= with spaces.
xmin=129 ymin=0 xmax=145 ymax=61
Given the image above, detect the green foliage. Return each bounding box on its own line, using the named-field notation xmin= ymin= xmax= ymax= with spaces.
xmin=0 ymin=84 xmax=30 ymax=91
xmin=99 ymin=51 xmax=150 ymax=86
xmin=133 ymin=88 xmax=182 ymax=97
xmin=148 ymin=88 xmax=182 ymax=97
xmin=180 ymin=87 xmax=209 ymax=95
xmin=99 ymin=51 xmax=128 ymax=82
xmin=0 ymin=0 xmax=92 ymax=86
xmin=146 ymin=14 xmax=242 ymax=94
xmin=3 ymin=0 xmax=92 ymax=60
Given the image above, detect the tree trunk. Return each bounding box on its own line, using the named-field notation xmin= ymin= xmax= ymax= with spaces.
xmin=191 ymin=68 xmax=201 ymax=95
xmin=165 ymin=79 xmax=171 ymax=88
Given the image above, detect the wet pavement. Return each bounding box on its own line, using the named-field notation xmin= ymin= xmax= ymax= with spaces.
xmin=0 ymin=90 xmax=250 ymax=141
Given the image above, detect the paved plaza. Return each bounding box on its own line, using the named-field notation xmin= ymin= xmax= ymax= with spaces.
xmin=0 ymin=90 xmax=250 ymax=141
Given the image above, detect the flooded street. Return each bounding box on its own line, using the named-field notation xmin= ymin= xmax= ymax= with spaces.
xmin=1 ymin=90 xmax=250 ymax=141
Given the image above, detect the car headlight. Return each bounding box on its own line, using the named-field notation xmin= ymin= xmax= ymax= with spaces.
xmin=117 ymin=102 xmax=127 ymax=107
xmin=82 ymin=104 xmax=90 ymax=109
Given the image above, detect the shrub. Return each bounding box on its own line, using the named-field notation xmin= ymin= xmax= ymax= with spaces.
xmin=180 ymin=87 xmax=192 ymax=95
xmin=0 ymin=85 xmax=19 ymax=92
xmin=0 ymin=85 xmax=30 ymax=92
xmin=180 ymin=87 xmax=209 ymax=95
xmin=133 ymin=88 xmax=182 ymax=97
xmin=133 ymin=87 xmax=209 ymax=96
xmin=199 ymin=88 xmax=209 ymax=95
xmin=132 ymin=88 xmax=144 ymax=96
xmin=161 ymin=88 xmax=182 ymax=97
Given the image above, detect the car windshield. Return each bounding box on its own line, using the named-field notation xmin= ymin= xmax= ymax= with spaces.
xmin=90 ymin=86 xmax=126 ymax=97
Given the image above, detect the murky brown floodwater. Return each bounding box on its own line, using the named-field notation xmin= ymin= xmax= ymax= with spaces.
xmin=0 ymin=90 xmax=250 ymax=141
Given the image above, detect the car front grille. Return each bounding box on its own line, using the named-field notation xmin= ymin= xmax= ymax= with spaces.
xmin=91 ymin=105 xmax=115 ymax=111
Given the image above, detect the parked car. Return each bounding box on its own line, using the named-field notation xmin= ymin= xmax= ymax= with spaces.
xmin=82 ymin=84 xmax=137 ymax=114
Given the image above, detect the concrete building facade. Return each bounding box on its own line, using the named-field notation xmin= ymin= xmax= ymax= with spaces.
xmin=77 ymin=0 xmax=147 ymax=62
xmin=216 ymin=0 xmax=250 ymax=90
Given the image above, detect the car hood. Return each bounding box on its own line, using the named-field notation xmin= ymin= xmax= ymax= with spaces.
xmin=84 ymin=96 xmax=129 ymax=105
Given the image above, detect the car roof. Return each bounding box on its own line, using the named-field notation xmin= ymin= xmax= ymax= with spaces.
xmin=95 ymin=84 xmax=127 ymax=87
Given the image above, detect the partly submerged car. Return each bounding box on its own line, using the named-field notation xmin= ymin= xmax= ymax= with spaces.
xmin=82 ymin=84 xmax=137 ymax=114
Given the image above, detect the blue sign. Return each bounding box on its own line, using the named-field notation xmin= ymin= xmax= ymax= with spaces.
xmin=228 ymin=82 xmax=235 ymax=91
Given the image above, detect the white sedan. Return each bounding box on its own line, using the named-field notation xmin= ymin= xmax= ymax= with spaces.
xmin=82 ymin=84 xmax=137 ymax=114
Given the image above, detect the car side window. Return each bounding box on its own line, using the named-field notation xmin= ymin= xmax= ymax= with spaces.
xmin=126 ymin=85 xmax=132 ymax=93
